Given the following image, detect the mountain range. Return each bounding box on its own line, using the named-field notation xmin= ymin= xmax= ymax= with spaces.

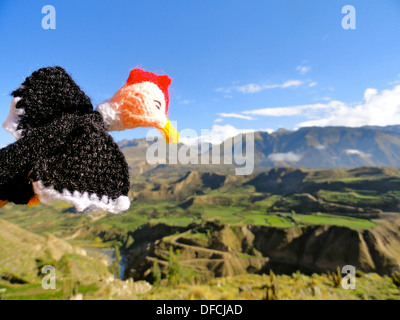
xmin=119 ymin=125 xmax=400 ymax=174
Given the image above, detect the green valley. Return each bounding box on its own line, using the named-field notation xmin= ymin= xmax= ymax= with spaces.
xmin=1 ymin=165 xmax=400 ymax=299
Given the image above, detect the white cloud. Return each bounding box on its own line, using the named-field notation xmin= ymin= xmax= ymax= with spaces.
xmin=217 ymin=80 xmax=304 ymax=94
xmin=241 ymin=85 xmax=400 ymax=128
xmin=280 ymin=80 xmax=304 ymax=88
xmin=314 ymin=97 xmax=332 ymax=102
xmin=244 ymin=102 xmax=333 ymax=117
xmin=298 ymin=85 xmax=400 ymax=127
xmin=296 ymin=65 xmax=311 ymax=75
xmin=363 ymin=88 xmax=378 ymax=102
xmin=236 ymin=84 xmax=265 ymax=93
xmin=180 ymin=99 xmax=195 ymax=105
xmin=180 ymin=124 xmax=255 ymax=145
xmin=214 ymin=118 xmax=223 ymax=123
xmin=237 ymin=81 xmax=303 ymax=93
xmin=215 ymin=87 xmax=231 ymax=93
xmin=268 ymin=152 xmax=302 ymax=162
xmin=218 ymin=113 xmax=255 ymax=120
xmin=180 ymin=125 xmax=273 ymax=146
xmin=388 ymin=74 xmax=400 ymax=85
xmin=309 ymin=82 xmax=318 ymax=87
xmin=345 ymin=149 xmax=371 ymax=158
xmin=262 ymin=128 xmax=274 ymax=134
xmin=315 ymin=145 xmax=326 ymax=150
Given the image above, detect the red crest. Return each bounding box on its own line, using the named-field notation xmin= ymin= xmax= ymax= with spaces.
xmin=126 ymin=68 xmax=172 ymax=114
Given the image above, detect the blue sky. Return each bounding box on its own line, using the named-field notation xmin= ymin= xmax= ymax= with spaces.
xmin=1 ymin=0 xmax=400 ymax=147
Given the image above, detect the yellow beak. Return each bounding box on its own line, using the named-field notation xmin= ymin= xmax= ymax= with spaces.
xmin=160 ymin=119 xmax=179 ymax=144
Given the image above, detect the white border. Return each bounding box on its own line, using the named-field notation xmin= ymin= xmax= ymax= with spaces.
xmin=2 ymin=97 xmax=24 ymax=140
xmin=33 ymin=181 xmax=130 ymax=214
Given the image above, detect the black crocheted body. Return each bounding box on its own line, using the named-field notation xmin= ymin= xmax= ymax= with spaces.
xmin=1 ymin=67 xmax=129 ymax=206
xmin=12 ymin=66 xmax=94 ymax=136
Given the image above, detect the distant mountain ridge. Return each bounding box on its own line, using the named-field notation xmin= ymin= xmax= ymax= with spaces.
xmin=250 ymin=125 xmax=400 ymax=168
xmin=119 ymin=125 xmax=400 ymax=173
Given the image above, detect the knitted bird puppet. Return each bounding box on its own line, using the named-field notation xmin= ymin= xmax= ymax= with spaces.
xmin=0 ymin=66 xmax=179 ymax=214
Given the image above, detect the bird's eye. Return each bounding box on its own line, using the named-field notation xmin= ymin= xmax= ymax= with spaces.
xmin=154 ymin=100 xmax=161 ymax=110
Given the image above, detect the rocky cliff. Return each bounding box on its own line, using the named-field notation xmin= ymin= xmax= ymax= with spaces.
xmin=124 ymin=215 xmax=400 ymax=281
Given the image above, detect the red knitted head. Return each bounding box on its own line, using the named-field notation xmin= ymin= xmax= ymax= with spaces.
xmin=126 ymin=68 xmax=172 ymax=114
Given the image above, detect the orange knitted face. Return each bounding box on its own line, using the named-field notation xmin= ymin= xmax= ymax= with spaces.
xmin=126 ymin=68 xmax=171 ymax=115
xmin=110 ymin=81 xmax=179 ymax=143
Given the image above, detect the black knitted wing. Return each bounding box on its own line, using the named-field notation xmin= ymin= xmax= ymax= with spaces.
xmin=1 ymin=112 xmax=130 ymax=213
xmin=28 ymin=112 xmax=131 ymax=213
xmin=0 ymin=139 xmax=36 ymax=205
xmin=11 ymin=66 xmax=93 ymax=136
